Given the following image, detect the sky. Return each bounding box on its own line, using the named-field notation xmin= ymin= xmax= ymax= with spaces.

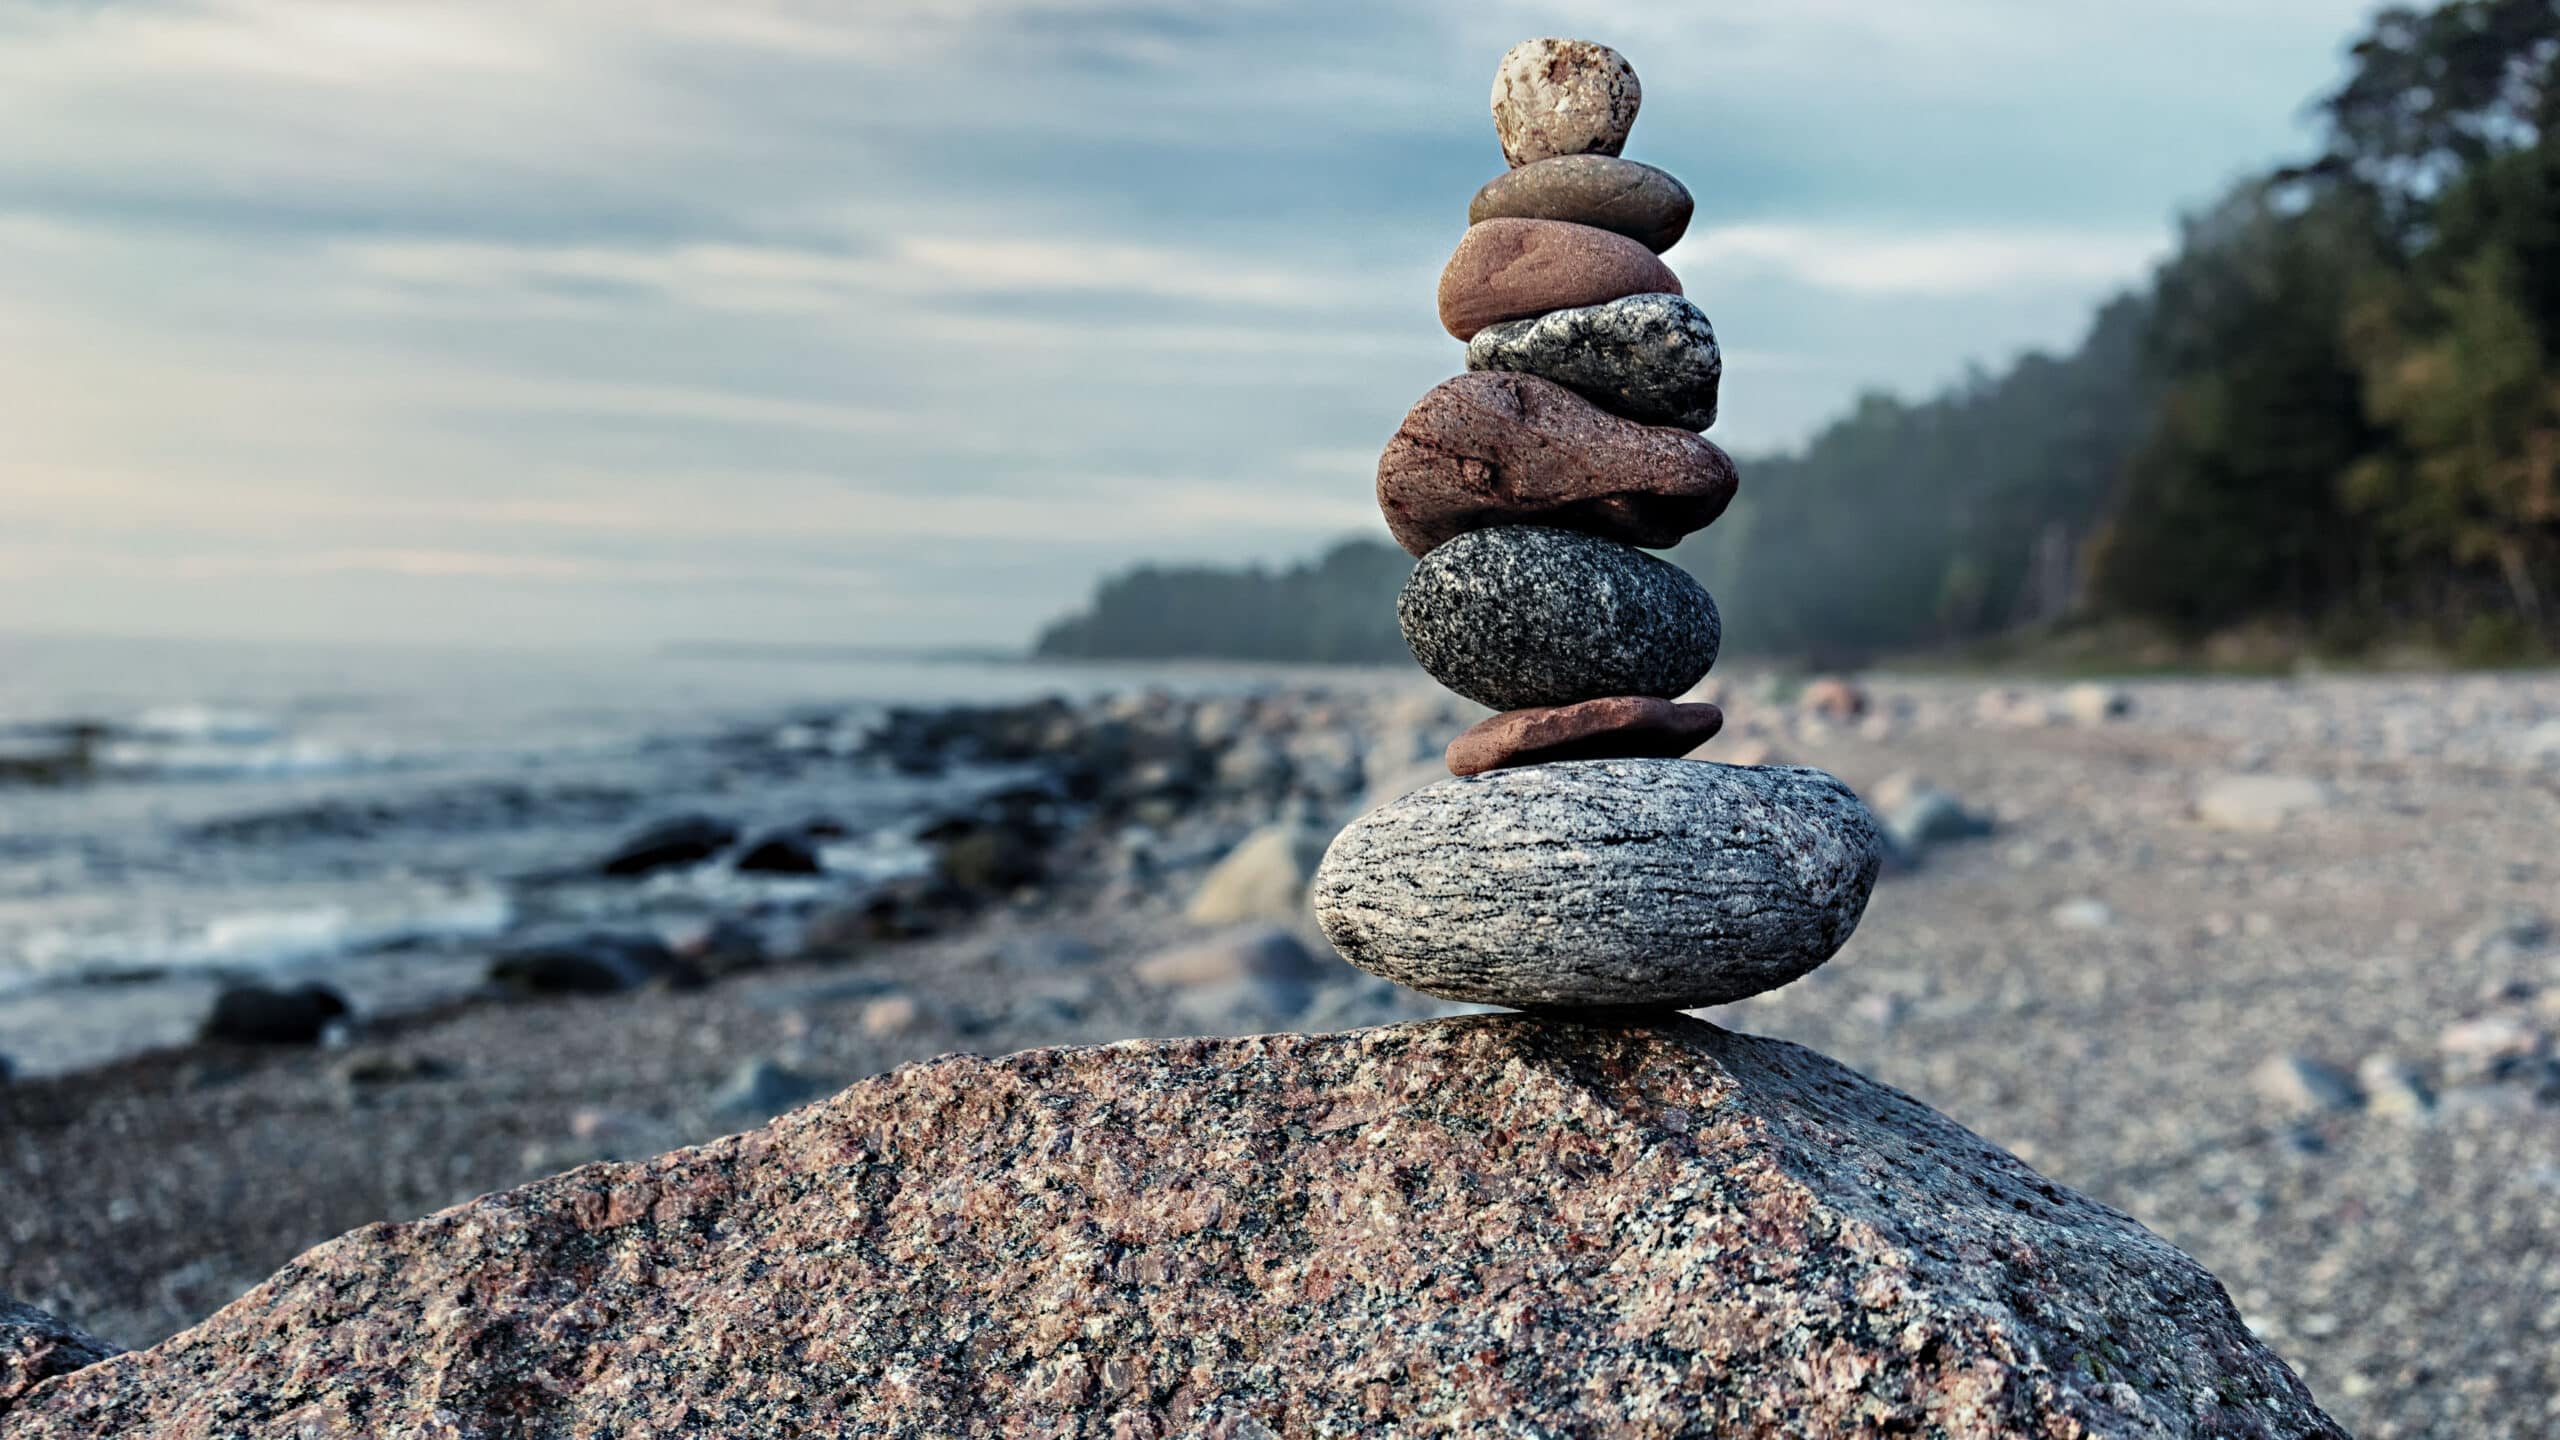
xmin=0 ymin=0 xmax=2388 ymax=650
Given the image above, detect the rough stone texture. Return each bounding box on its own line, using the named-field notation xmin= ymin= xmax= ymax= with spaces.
xmin=1437 ymin=217 xmax=1680 ymax=341
xmin=1445 ymin=696 xmax=1725 ymax=776
xmin=1398 ymin=525 xmax=1719 ymax=711
xmin=1377 ymin=372 xmax=1738 ymax=556
xmin=1467 ymin=292 xmax=1722 ymax=430
xmin=1491 ymin=37 xmax=1641 ymax=167
xmin=7 ymin=1015 xmax=2344 ymax=1438
xmin=2 ymin=1297 xmax=119 ymax=1416
xmin=1315 ymin=759 xmax=1883 ymax=1008
xmin=1470 ymin=154 xmax=1693 ymax=252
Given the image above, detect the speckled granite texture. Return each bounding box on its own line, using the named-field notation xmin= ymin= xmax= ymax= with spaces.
xmin=1316 ymin=759 xmax=1882 ymax=1007
xmin=1375 ymin=372 xmax=1738 ymax=556
xmin=1 ymin=1298 xmax=119 ymax=1417
xmin=8 ymin=1016 xmax=2345 ymax=1438
xmin=1398 ymin=525 xmax=1720 ymax=711
xmin=1467 ymin=292 xmax=1723 ymax=431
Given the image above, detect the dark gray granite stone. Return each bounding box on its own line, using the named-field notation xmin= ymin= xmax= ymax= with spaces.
xmin=1468 ymin=154 xmax=1694 ymax=252
xmin=1466 ymin=292 xmax=1722 ymax=430
xmin=1314 ymin=759 xmax=1884 ymax=1008
xmin=1397 ymin=525 xmax=1718 ymax=711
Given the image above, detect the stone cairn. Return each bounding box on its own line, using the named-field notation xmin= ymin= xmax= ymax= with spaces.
xmin=1313 ymin=39 xmax=1886 ymax=1009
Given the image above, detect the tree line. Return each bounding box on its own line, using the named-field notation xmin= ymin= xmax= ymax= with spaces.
xmin=1038 ymin=0 xmax=2560 ymax=666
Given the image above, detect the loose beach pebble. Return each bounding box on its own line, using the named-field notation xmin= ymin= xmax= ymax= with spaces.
xmin=1377 ymin=372 xmax=1738 ymax=555
xmin=1313 ymin=759 xmax=1883 ymax=1008
xmin=1470 ymin=154 xmax=1692 ymax=252
xmin=1491 ymin=38 xmax=1641 ymax=167
xmin=1444 ymin=696 xmax=1724 ymax=776
xmin=1466 ymin=292 xmax=1722 ymax=430
xmin=1398 ymin=525 xmax=1719 ymax=711
xmin=1437 ymin=217 xmax=1680 ymax=341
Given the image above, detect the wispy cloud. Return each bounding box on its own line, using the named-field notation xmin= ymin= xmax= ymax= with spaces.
xmin=1676 ymin=223 xmax=2171 ymax=299
xmin=0 ymin=0 xmax=2381 ymax=645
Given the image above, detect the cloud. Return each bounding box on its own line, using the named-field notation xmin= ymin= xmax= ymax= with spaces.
xmin=0 ymin=0 xmax=2385 ymax=646
xmin=1676 ymin=223 xmax=2171 ymax=299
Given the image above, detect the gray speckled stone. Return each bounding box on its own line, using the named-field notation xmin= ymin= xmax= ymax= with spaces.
xmin=1398 ymin=525 xmax=1717 ymax=711
xmin=1467 ymin=293 xmax=1721 ymax=430
xmin=1314 ymin=759 xmax=1883 ymax=1008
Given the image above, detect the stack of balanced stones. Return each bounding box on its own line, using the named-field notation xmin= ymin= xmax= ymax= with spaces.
xmin=1313 ymin=38 xmax=1886 ymax=1010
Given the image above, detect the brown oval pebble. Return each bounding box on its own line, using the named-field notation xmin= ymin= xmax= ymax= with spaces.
xmin=1375 ymin=371 xmax=1738 ymax=555
xmin=1438 ymin=218 xmax=1679 ymax=340
xmin=1446 ymin=697 xmax=1725 ymax=776
xmin=1470 ymin=155 xmax=1693 ymax=253
xmin=1491 ymin=38 xmax=1641 ymax=168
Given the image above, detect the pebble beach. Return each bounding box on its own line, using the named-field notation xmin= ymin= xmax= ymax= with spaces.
xmin=7 ymin=669 xmax=2559 ymax=1438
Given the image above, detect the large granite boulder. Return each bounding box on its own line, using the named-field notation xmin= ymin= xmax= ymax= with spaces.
xmin=12 ymin=1017 xmax=2343 ymax=1437
xmin=2 ymin=1297 xmax=119 ymax=1416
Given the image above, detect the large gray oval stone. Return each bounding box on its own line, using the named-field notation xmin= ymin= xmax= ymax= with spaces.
xmin=1398 ymin=526 xmax=1718 ymax=711
xmin=1314 ymin=759 xmax=1882 ymax=1008
xmin=1467 ymin=293 xmax=1722 ymax=431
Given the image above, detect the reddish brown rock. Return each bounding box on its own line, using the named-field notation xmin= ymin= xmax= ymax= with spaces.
xmin=1446 ymin=696 xmax=1725 ymax=775
xmin=1377 ymin=371 xmax=1737 ymax=555
xmin=1802 ymin=675 xmax=1871 ymax=721
xmin=1436 ymin=217 xmax=1679 ymax=341
xmin=2 ymin=1297 xmax=118 ymax=1416
xmin=11 ymin=1016 xmax=2343 ymax=1438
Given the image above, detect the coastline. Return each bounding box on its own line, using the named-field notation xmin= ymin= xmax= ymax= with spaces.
xmin=8 ymin=669 xmax=2560 ymax=1437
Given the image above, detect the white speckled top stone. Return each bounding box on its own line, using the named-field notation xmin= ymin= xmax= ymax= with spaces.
xmin=1314 ymin=759 xmax=1883 ymax=1009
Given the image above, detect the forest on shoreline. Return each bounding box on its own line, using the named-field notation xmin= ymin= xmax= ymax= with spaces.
xmin=1036 ymin=1 xmax=2560 ymax=668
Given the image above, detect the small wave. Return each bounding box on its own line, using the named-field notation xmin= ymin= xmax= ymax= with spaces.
xmin=89 ymin=736 xmax=411 ymax=781
xmin=126 ymin=705 xmax=283 ymax=745
xmin=4 ymin=885 xmax=516 ymax=983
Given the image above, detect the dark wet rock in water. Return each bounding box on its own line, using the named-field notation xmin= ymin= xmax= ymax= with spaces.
xmin=2 ymin=1295 xmax=120 ymax=1416
xmin=675 ymin=917 xmax=771 ymax=979
xmin=599 ymin=813 xmax=738 ymax=877
xmin=2 ymin=1016 xmax=2345 ymax=1437
xmin=486 ymin=931 xmax=700 ymax=996
xmin=733 ymin=831 xmax=823 ymax=875
xmin=197 ymin=983 xmax=350 ymax=1047
xmin=1316 ymin=760 xmax=1882 ymax=1008
xmin=1468 ymin=153 xmax=1693 ymax=252
xmin=1466 ymin=292 xmax=1723 ymax=430
xmin=928 ymin=819 xmax=1045 ymax=898
xmin=1399 ymin=525 xmax=1719 ymax=711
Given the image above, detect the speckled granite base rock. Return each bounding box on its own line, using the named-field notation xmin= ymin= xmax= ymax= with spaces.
xmin=1376 ymin=371 xmax=1738 ymax=555
xmin=1316 ymin=759 xmax=1882 ymax=1007
xmin=1399 ymin=525 xmax=1719 ymax=710
xmin=1467 ymin=292 xmax=1723 ymax=430
xmin=6 ymin=1017 xmax=2345 ymax=1438
xmin=2 ymin=1298 xmax=118 ymax=1417
xmin=1470 ymin=154 xmax=1692 ymax=252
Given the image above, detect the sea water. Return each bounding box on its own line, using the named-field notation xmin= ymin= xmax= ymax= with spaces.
xmin=0 ymin=631 xmax=1363 ymax=1074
